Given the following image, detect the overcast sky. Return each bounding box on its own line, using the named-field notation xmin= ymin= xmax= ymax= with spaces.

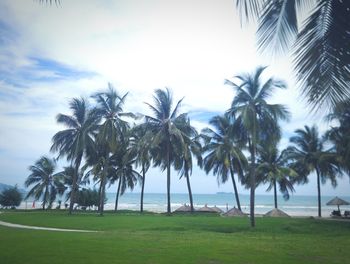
xmin=0 ymin=0 xmax=349 ymax=197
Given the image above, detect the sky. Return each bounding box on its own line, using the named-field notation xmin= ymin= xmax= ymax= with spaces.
xmin=0 ymin=0 xmax=349 ymax=197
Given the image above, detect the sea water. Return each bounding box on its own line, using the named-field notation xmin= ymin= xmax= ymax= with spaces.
xmin=103 ymin=192 xmax=350 ymax=216
xmin=21 ymin=192 xmax=350 ymax=217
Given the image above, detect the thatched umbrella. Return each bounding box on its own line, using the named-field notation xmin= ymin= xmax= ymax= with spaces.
xmin=197 ymin=204 xmax=217 ymax=212
xmin=264 ymin=208 xmax=290 ymax=217
xmin=326 ymin=197 xmax=350 ymax=211
xmin=222 ymin=207 xmax=246 ymax=217
xmin=211 ymin=206 xmax=223 ymax=213
xmin=174 ymin=204 xmax=192 ymax=212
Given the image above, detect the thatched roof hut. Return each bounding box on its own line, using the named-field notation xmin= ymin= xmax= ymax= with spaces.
xmin=211 ymin=206 xmax=223 ymax=213
xmin=174 ymin=204 xmax=192 ymax=212
xmin=264 ymin=208 xmax=290 ymax=217
xmin=222 ymin=207 xmax=246 ymax=217
xmin=197 ymin=204 xmax=217 ymax=213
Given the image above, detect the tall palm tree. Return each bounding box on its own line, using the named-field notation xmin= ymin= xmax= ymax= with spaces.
xmin=226 ymin=66 xmax=290 ymax=227
xmin=236 ymin=0 xmax=350 ymax=110
xmin=144 ymin=88 xmax=190 ymax=214
xmin=25 ymin=156 xmax=65 ymax=210
xmin=287 ymin=125 xmax=341 ymax=217
xmin=256 ymin=143 xmax=297 ymax=209
xmin=201 ymin=114 xmax=247 ymax=211
xmin=92 ymin=84 xmax=131 ymax=215
xmin=51 ymin=98 xmax=97 ymax=214
xmin=129 ymin=124 xmax=152 ymax=213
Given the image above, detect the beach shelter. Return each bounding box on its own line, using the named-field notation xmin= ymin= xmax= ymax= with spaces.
xmin=222 ymin=207 xmax=246 ymax=217
xmin=211 ymin=206 xmax=223 ymax=213
xmin=197 ymin=204 xmax=217 ymax=212
xmin=326 ymin=197 xmax=350 ymax=211
xmin=174 ymin=204 xmax=192 ymax=212
xmin=264 ymin=208 xmax=290 ymax=217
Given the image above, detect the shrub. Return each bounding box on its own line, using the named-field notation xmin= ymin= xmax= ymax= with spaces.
xmin=0 ymin=186 xmax=23 ymax=208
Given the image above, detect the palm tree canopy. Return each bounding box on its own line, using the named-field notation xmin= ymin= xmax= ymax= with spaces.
xmin=51 ymin=97 xmax=97 ymax=163
xmin=201 ymin=114 xmax=247 ymax=185
xmin=287 ymin=125 xmax=341 ymax=186
xmin=25 ymin=156 xmax=65 ymax=202
xmin=226 ymin=66 xmax=290 ymax=145
xmin=235 ymin=0 xmax=350 ymax=110
xmin=144 ymin=88 xmax=191 ymax=169
xmin=256 ymin=144 xmax=297 ymax=200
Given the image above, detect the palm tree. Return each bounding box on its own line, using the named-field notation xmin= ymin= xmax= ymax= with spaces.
xmin=287 ymin=125 xmax=342 ymax=217
xmin=256 ymin=143 xmax=297 ymax=209
xmin=326 ymin=100 xmax=350 ymax=175
xmin=110 ymin=139 xmax=142 ymax=212
xmin=51 ymin=98 xmax=97 ymax=214
xmin=25 ymin=156 xmax=65 ymax=210
xmin=144 ymin=88 xmax=190 ymax=214
xmin=92 ymin=84 xmax=131 ymax=215
xmin=129 ymin=124 xmax=152 ymax=213
xmin=201 ymin=114 xmax=247 ymax=212
xmin=175 ymin=125 xmax=202 ymax=212
xmin=226 ymin=66 xmax=290 ymax=227
xmin=236 ymin=0 xmax=350 ymax=110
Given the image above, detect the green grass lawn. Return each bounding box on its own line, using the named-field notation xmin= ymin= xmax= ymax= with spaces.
xmin=0 ymin=210 xmax=350 ymax=264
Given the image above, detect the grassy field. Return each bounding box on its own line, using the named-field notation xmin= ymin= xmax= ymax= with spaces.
xmin=0 ymin=210 xmax=350 ymax=264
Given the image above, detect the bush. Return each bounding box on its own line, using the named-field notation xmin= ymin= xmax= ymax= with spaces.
xmin=0 ymin=186 xmax=23 ymax=208
xmin=76 ymin=189 xmax=100 ymax=209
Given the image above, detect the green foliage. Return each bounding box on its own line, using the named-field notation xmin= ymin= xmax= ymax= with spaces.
xmin=0 ymin=186 xmax=23 ymax=208
xmin=76 ymin=189 xmax=99 ymax=209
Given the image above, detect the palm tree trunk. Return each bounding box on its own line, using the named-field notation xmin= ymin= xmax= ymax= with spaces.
xmin=43 ymin=184 xmax=49 ymax=210
xmin=69 ymin=153 xmax=82 ymax=215
xmin=115 ymin=178 xmax=122 ymax=212
xmin=166 ymin=141 xmax=171 ymax=214
xmin=316 ymin=168 xmax=322 ymax=217
xmin=229 ymin=163 xmax=241 ymax=211
xmin=273 ymin=179 xmax=278 ymax=209
xmin=99 ymin=175 xmax=106 ymax=216
xmin=140 ymin=164 xmax=146 ymax=213
xmin=250 ymin=141 xmax=256 ymax=227
xmin=185 ymin=171 xmax=194 ymax=212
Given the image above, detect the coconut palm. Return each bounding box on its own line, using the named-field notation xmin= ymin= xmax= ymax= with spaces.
xmin=129 ymin=124 xmax=152 ymax=213
xmin=51 ymin=97 xmax=97 ymax=214
xmin=92 ymin=84 xmax=131 ymax=215
xmin=144 ymin=88 xmax=190 ymax=214
xmin=287 ymin=125 xmax=342 ymax=217
xmin=174 ymin=125 xmax=202 ymax=212
xmin=226 ymin=66 xmax=290 ymax=227
xmin=236 ymin=0 xmax=350 ymax=110
xmin=326 ymin=100 xmax=350 ymax=175
xmin=256 ymin=143 xmax=297 ymax=209
xmin=25 ymin=156 xmax=65 ymax=210
xmin=110 ymin=139 xmax=142 ymax=212
xmin=201 ymin=114 xmax=247 ymax=211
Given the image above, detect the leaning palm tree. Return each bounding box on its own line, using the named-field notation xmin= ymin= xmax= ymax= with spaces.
xmin=51 ymin=97 xmax=97 ymax=214
xmin=201 ymin=114 xmax=247 ymax=212
xmin=236 ymin=0 xmax=350 ymax=110
xmin=226 ymin=66 xmax=290 ymax=227
xmin=144 ymin=88 xmax=190 ymax=214
xmin=129 ymin=124 xmax=152 ymax=213
xmin=287 ymin=125 xmax=342 ymax=217
xmin=92 ymin=84 xmax=131 ymax=215
xmin=25 ymin=156 xmax=65 ymax=210
xmin=256 ymin=143 xmax=297 ymax=209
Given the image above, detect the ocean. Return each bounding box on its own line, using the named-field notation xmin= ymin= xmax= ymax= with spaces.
xmin=21 ymin=192 xmax=350 ymax=216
